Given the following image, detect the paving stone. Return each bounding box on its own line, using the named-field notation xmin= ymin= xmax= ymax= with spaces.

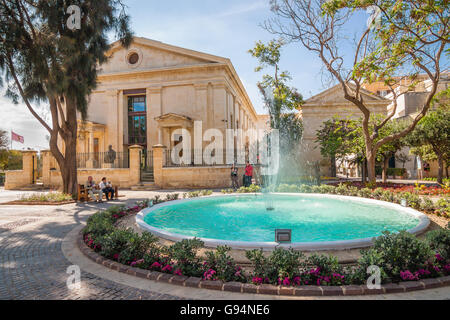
xmin=242 ymin=283 xmax=258 ymax=294
xmin=184 ymin=277 xmax=202 ymax=288
xmin=294 ymin=286 xmax=323 ymax=296
xmin=223 ymin=282 xmax=243 ymax=293
xmin=322 ymin=286 xmax=344 ymax=296
xmin=200 ymin=280 xmax=224 ymax=291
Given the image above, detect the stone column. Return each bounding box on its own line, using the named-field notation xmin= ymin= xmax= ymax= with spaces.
xmin=147 ymin=86 xmax=162 ymax=147
xmin=152 ymin=144 xmax=166 ymax=188
xmin=41 ymin=150 xmax=52 ymax=187
xmin=86 ymin=130 xmax=94 ymax=168
xmin=128 ymin=145 xmax=143 ymax=186
xmin=22 ymin=150 xmax=38 ymax=184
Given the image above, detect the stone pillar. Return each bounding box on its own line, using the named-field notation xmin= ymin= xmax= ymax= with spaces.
xmin=22 ymin=150 xmax=38 ymax=184
xmin=86 ymin=129 xmax=95 ymax=168
xmin=129 ymin=145 xmax=143 ymax=186
xmin=152 ymin=144 xmax=166 ymax=188
xmin=147 ymin=87 xmax=162 ymax=147
xmin=41 ymin=150 xmax=52 ymax=187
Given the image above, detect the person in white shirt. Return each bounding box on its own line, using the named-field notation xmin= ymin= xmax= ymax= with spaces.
xmin=99 ymin=177 xmax=114 ymax=201
xmin=86 ymin=176 xmax=103 ymax=203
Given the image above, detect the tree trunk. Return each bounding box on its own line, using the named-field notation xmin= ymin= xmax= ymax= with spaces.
xmin=361 ymin=160 xmax=366 ymax=183
xmin=330 ymin=154 xmax=336 ymax=178
xmin=382 ymin=156 xmax=389 ymax=184
xmin=48 ymin=96 xmax=79 ymax=196
xmin=437 ymin=155 xmax=444 ymax=185
xmin=367 ymin=153 xmax=376 ymax=184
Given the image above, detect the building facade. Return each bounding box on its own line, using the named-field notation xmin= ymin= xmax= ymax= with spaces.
xmin=75 ymin=37 xmax=260 ymax=160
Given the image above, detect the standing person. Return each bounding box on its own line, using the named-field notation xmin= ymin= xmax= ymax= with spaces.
xmin=423 ymin=162 xmax=431 ymax=178
xmin=416 ymin=156 xmax=423 ymax=180
xmin=86 ymin=176 xmax=103 ymax=203
xmin=231 ymin=164 xmax=239 ymax=189
xmin=244 ymin=161 xmax=253 ymax=187
xmin=99 ymin=177 xmax=115 ymax=201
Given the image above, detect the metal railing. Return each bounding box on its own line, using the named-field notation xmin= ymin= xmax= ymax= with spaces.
xmin=76 ymin=151 xmax=129 ymax=169
xmin=164 ymin=149 xmax=249 ymax=167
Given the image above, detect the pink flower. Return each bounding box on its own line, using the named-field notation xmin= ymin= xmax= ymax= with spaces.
xmin=400 ymin=270 xmax=419 ymax=281
xmin=203 ymin=269 xmax=217 ymax=281
xmin=151 ymin=262 xmax=161 ymax=269
xmin=435 ymin=253 xmax=444 ymax=261
xmin=293 ymin=276 xmax=301 ymax=286
xmin=130 ymin=261 xmax=137 ymax=267
xmin=113 ymin=253 xmax=119 ymax=260
xmin=282 ymin=277 xmax=291 ymax=286
xmin=252 ymin=277 xmax=263 ymax=285
xmin=162 ymin=265 xmax=173 ymax=272
xmin=174 ymin=269 xmax=183 ymax=276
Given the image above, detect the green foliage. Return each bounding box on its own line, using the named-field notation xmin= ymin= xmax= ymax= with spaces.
xmin=17 ymin=192 xmax=72 ymax=202
xmin=237 ymin=184 xmax=261 ymax=193
xmin=204 ymin=246 xmax=246 ymax=282
xmin=357 ymin=231 xmax=434 ymax=282
xmin=426 ymin=228 xmax=450 ymax=261
xmin=246 ymin=248 xmax=303 ymax=283
xmin=167 ymin=238 xmax=204 ymax=277
xmin=249 ymin=39 xmax=303 ymax=129
xmin=0 ymin=149 xmax=22 ymax=171
xmin=407 ymin=106 xmax=450 ymax=184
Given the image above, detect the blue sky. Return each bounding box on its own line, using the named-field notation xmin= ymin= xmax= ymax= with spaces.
xmin=1 ymin=0 xmax=370 ymax=150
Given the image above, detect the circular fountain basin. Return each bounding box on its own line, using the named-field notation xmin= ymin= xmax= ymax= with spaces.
xmin=136 ymin=194 xmax=430 ymax=251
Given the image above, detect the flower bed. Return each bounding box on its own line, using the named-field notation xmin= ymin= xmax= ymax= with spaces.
xmin=1 ymin=192 xmax=75 ymax=205
xmin=81 ymin=194 xmax=450 ymax=296
xmin=328 ymin=181 xmax=449 ymax=197
xmin=272 ymin=183 xmax=449 ymax=218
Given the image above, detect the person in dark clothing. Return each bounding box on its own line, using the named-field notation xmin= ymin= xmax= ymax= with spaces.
xmin=231 ymin=164 xmax=239 ymax=189
xmin=244 ymin=161 xmax=253 ymax=187
xmin=99 ymin=177 xmax=115 ymax=201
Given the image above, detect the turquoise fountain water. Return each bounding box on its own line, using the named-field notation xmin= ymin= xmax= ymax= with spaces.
xmin=142 ymin=194 xmax=421 ymax=243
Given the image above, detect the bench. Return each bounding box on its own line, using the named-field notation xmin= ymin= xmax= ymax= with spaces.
xmin=77 ymin=184 xmax=119 ymax=202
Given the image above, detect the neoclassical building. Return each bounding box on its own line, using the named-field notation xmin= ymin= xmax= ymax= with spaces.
xmin=76 ymin=37 xmax=261 ymax=157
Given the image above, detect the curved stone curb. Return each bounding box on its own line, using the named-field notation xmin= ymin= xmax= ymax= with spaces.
xmin=77 ymin=232 xmax=450 ymax=297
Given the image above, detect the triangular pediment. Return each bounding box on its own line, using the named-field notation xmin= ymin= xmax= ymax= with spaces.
xmin=304 ymin=84 xmax=390 ymax=107
xmin=99 ymin=37 xmax=227 ymax=74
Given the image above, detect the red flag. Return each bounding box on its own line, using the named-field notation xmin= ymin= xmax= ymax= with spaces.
xmin=11 ymin=131 xmax=24 ymax=144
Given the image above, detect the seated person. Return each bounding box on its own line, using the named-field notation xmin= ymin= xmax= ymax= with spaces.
xmin=99 ymin=177 xmax=115 ymax=201
xmin=86 ymin=176 xmax=103 ymax=203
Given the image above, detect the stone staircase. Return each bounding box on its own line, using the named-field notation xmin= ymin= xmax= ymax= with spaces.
xmin=141 ymin=170 xmax=154 ymax=183
xmin=131 ymin=182 xmax=159 ymax=191
xmin=131 ymin=170 xmax=159 ymax=190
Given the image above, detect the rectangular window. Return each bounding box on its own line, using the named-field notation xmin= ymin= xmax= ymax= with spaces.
xmin=128 ymin=95 xmax=147 ymax=145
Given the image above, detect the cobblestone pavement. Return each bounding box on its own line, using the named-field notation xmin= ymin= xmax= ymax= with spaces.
xmin=0 ymin=189 xmax=185 ymax=300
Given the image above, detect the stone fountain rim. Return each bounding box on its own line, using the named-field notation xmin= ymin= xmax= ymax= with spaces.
xmin=136 ymin=193 xmax=430 ymax=251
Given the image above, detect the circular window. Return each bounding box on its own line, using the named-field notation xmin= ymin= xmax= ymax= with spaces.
xmin=128 ymin=52 xmax=139 ymax=65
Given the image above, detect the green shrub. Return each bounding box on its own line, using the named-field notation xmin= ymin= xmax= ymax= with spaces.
xmin=84 ymin=211 xmax=115 ymax=238
xmin=358 ymin=188 xmax=372 ymax=198
xmin=98 ymin=229 xmax=137 ymax=262
xmin=276 ymin=184 xmax=301 ymax=193
xmin=421 ymin=198 xmax=435 ymax=212
xmin=426 ymin=228 xmax=450 ymax=261
xmin=298 ymin=184 xmax=313 ymax=193
xmin=381 ymin=190 xmax=396 ymax=203
xmin=167 ymin=238 xmax=204 ymax=277
xmin=401 ymin=192 xmax=422 ymax=209
xmin=17 ymin=192 xmax=73 ymax=202
xmin=372 ymin=188 xmax=384 ymax=200
xmin=204 ymin=246 xmax=246 ymax=282
xmin=301 ymin=254 xmax=348 ymax=286
xmin=357 ymin=231 xmax=434 ymax=282
xmin=246 ymin=248 xmax=303 ymax=284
